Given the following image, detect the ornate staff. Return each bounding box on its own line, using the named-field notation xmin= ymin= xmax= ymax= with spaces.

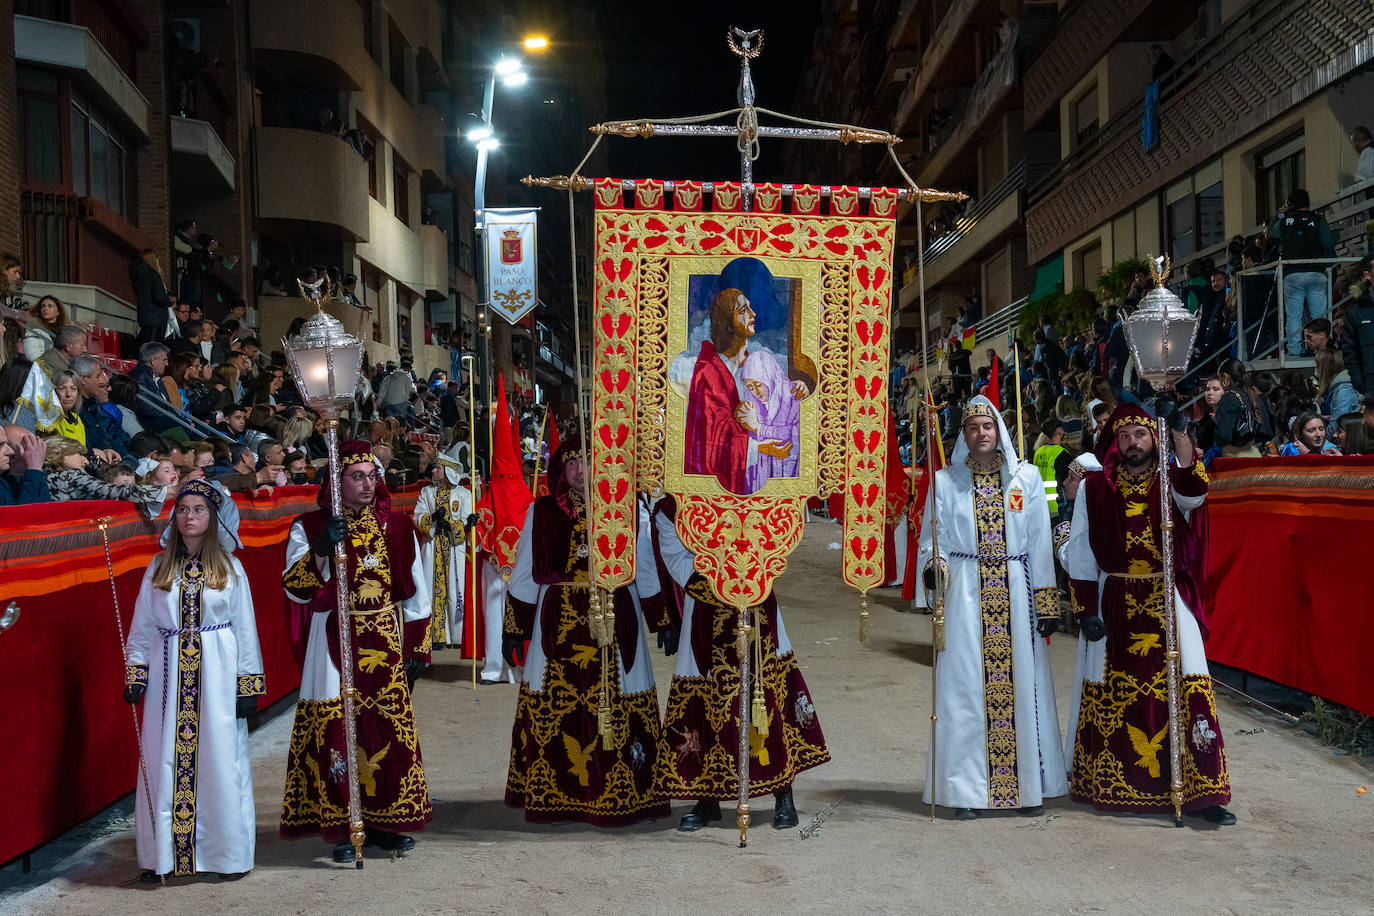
xmin=913 ymin=197 xmax=946 ymax=823
xmin=94 ymin=516 xmax=162 ymax=885
xmin=282 ymin=282 xmax=369 ymax=867
xmin=1121 ymin=258 xmax=1200 ymax=828
xmin=464 ymin=353 xmax=480 ymax=694
xmin=529 ymin=408 xmax=547 ymax=497
xmin=1012 ymin=341 xmax=1025 ymax=459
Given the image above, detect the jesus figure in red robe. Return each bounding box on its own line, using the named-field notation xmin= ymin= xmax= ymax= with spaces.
xmin=684 ymin=288 xmax=805 ymax=495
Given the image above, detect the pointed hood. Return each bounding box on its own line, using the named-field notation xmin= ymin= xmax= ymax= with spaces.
xmin=949 ymin=394 xmax=1022 ymax=470
xmin=489 ymin=373 xmax=533 ymax=572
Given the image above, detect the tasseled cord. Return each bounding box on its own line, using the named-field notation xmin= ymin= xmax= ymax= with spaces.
xmin=859 ymin=592 xmax=870 ymax=643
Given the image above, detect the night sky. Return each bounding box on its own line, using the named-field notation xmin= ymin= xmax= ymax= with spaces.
xmin=594 ymin=0 xmax=824 ymax=181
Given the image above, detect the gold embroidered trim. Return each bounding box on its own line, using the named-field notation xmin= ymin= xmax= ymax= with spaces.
xmin=237 ymin=673 xmax=266 ymax=697
xmin=1033 ymin=587 xmax=1060 ymax=621
xmin=126 ymin=664 xmax=148 ymax=687
xmin=283 ymin=551 xmax=324 ymax=593
xmin=636 ymin=255 xmax=669 ymax=496
xmin=817 ymin=260 xmax=849 ymax=496
xmin=170 ymin=557 xmax=205 ymax=876
xmin=971 ymin=468 xmax=1019 ymax=808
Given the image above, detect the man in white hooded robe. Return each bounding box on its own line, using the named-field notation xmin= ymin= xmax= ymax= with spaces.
xmin=917 ymin=395 xmax=1067 ymax=818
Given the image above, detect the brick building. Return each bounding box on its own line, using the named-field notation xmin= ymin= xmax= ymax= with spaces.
xmin=790 ymin=0 xmax=1374 ymax=366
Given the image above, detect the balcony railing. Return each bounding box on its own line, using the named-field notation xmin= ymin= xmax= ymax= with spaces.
xmin=916 ymin=23 xmax=1020 ymax=187
xmin=17 ymin=0 xmax=146 ymax=79
xmin=918 ymin=159 xmax=1027 ymax=270
xmin=1024 ymin=0 xmax=1374 ymax=262
xmin=892 ymin=0 xmax=980 ymax=133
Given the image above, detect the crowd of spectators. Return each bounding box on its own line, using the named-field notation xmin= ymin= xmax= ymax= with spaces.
xmin=891 ymin=251 xmax=1374 ymax=511
xmin=0 ymin=238 xmax=513 ymax=512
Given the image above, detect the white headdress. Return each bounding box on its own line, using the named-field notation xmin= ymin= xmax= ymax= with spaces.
xmin=949 ymin=394 xmax=1023 ymax=470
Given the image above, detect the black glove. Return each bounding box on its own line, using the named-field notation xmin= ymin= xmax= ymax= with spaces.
xmin=431 ymin=509 xmax=451 ymax=536
xmin=236 ymin=696 xmax=257 ymax=718
xmin=1081 ymin=615 xmax=1106 ymax=642
xmin=465 ymin=513 xmax=480 ymax=531
xmin=657 ymin=627 xmax=680 ymax=657
xmin=1037 ymin=618 xmax=1060 ymax=638
xmin=1153 ymin=394 xmax=1188 ymax=433
xmin=502 ymin=637 xmax=524 ymax=668
xmin=123 ymin=683 xmax=145 ymax=704
xmin=404 ymin=657 xmax=427 ymax=688
xmin=311 ymin=516 xmax=347 ymax=557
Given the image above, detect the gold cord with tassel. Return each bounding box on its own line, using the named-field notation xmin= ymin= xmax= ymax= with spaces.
xmin=859 ymin=592 xmax=870 ymax=643
xmin=751 ymin=606 xmax=768 ymax=737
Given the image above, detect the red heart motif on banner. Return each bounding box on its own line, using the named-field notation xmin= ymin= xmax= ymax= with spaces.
xmin=848 ymin=535 xmax=880 ymax=559
xmin=598 ymin=423 xmax=630 ymax=450
xmin=597 ymin=532 xmax=629 ymax=558
xmin=599 ymin=312 xmax=632 ymax=338
xmin=600 ymin=369 xmax=630 ymax=393
xmin=850 ymin=482 xmax=878 ymax=505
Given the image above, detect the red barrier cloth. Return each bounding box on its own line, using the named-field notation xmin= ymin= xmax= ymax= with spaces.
xmin=0 ymin=485 xmax=419 ymax=865
xmin=1204 ymin=455 xmax=1374 ymax=717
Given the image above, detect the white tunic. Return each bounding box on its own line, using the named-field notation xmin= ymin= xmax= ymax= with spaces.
xmin=917 ymin=456 xmax=1068 ymax=810
xmin=126 ymin=556 xmax=262 ymax=875
xmin=413 ymin=481 xmax=473 ymax=642
xmin=283 ymin=520 xmax=431 ymax=703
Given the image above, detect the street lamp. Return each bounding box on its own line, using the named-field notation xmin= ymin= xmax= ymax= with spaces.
xmin=1121 ymin=270 xmax=1199 ymax=831
xmin=281 ymin=287 xmax=367 ymax=866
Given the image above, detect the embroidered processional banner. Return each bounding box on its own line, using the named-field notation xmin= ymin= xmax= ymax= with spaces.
xmin=589 ymin=178 xmax=896 ymax=609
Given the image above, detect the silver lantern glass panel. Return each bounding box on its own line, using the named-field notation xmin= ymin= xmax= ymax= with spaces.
xmin=1123 ymin=285 xmax=1200 ymax=387
xmin=282 ymin=310 xmax=364 ymax=414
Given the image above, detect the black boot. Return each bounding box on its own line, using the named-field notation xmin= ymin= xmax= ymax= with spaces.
xmin=678 ymin=798 xmax=722 ymax=832
xmin=773 ymin=788 xmax=799 ymax=829
xmin=1019 ymin=805 xmax=1044 ymax=817
xmin=331 ymin=842 xmax=356 ymax=863
xmin=1189 ymin=805 xmax=1237 ymax=826
xmin=365 ymin=828 xmax=416 ymax=851
xmin=953 ymin=807 xmax=979 ymax=821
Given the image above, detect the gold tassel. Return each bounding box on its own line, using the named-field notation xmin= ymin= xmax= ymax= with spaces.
xmin=751 ymin=606 xmax=768 ymax=737
xmin=859 ymin=592 xmax=870 ymax=643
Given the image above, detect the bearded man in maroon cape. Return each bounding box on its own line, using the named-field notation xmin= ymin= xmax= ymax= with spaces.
xmin=280 ymin=441 xmax=434 ymax=861
xmin=1061 ymin=400 xmax=1235 ymax=826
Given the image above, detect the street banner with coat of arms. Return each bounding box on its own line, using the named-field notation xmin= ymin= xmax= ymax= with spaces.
xmin=588 ymin=178 xmax=897 ymax=613
xmin=484 ymin=206 xmax=539 ymax=324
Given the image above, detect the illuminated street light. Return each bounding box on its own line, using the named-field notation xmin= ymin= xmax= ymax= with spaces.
xmin=467 ymin=125 xmax=492 ymax=142
xmin=495 ymin=57 xmax=523 ymax=76
xmin=503 ymin=71 xmax=529 ymax=87
xmin=476 ymin=137 xmax=500 ymax=152
xmin=523 ymin=35 xmax=548 ymax=50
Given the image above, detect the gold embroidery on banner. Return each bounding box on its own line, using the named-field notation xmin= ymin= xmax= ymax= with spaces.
xmin=817 ymin=261 xmax=849 ymax=496
xmin=673 ymin=496 xmax=804 ymax=610
xmin=636 ymin=256 xmax=670 ymax=496
xmin=971 ymin=469 xmax=1019 ymax=809
xmin=428 ymin=486 xmax=452 ymax=648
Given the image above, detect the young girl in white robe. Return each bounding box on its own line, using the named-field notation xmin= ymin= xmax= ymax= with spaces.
xmin=124 ymin=479 xmax=263 ymax=880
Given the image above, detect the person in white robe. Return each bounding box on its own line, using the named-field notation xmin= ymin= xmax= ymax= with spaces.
xmin=917 ymin=395 xmax=1067 ymax=819
xmin=125 ymin=479 xmax=261 ymax=880
xmin=414 ymin=441 xmax=475 ymax=650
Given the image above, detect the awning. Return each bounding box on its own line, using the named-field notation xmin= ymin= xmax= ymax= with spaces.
xmin=1029 ymin=252 xmax=1064 ymax=302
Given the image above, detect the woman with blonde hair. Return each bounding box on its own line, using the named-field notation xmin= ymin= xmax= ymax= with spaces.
xmin=1314 ymin=349 xmax=1359 ymax=421
xmin=130 ymin=248 xmax=174 ymax=345
xmin=123 ymin=479 xmax=262 ymax=880
xmin=21 ymin=295 xmax=68 ymax=360
xmin=281 ymin=414 xmax=313 ymax=450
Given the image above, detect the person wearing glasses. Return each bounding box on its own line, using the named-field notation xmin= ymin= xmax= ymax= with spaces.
xmin=279 ymin=440 xmax=433 ymax=863
xmin=123 ymin=479 xmax=262 ymax=881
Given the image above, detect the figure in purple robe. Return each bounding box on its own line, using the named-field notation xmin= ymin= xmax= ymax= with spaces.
xmin=741 ymin=348 xmax=800 ymax=490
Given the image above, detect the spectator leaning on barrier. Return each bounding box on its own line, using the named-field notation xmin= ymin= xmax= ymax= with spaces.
xmin=1340 ymin=254 xmax=1374 ymax=395
xmin=1279 ymin=411 xmax=1341 ymax=456
xmin=0 ymin=423 xmax=52 ymax=504
xmin=0 ymin=357 xmax=37 ymax=432
xmin=1268 ymin=188 xmax=1337 ymax=356
xmin=1334 ymin=412 xmax=1373 ymax=455
xmin=1213 ymin=358 xmax=1271 ymax=458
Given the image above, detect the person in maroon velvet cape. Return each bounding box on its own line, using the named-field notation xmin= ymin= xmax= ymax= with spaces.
xmin=1063 ymin=400 xmax=1235 ymax=826
xmin=279 ymin=441 xmax=434 ymax=861
xmin=684 ymin=288 xmax=798 ymax=495
xmin=500 ymin=436 xmax=668 ymax=826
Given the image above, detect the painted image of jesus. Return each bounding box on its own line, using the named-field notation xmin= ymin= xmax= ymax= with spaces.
xmin=677 ymin=258 xmax=814 ymax=495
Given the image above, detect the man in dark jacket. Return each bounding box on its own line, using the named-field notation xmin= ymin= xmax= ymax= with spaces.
xmin=1341 ymin=255 xmax=1374 ymax=395
xmin=72 ymin=355 xmax=131 ymax=458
